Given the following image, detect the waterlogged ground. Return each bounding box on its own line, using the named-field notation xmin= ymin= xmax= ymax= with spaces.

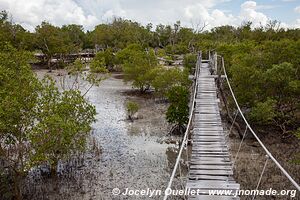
xmin=27 ymin=70 xmax=185 ymax=200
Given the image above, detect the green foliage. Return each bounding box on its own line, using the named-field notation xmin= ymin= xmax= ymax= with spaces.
xmin=1 ymin=10 xmax=300 ymax=138
xmin=249 ymin=99 xmax=277 ymax=124
xmin=90 ymin=56 xmax=107 ymax=73
xmin=183 ymin=53 xmax=197 ymax=73
xmin=0 ymin=45 xmax=97 ymax=198
xmin=156 ymin=48 xmax=166 ymax=57
xmin=152 ymin=67 xmax=191 ymax=98
xmin=0 ymin=11 xmax=34 ymax=50
xmin=230 ymin=50 xmax=300 ymax=133
xmin=65 ymin=58 xmax=108 ymax=96
xmin=166 ymin=86 xmax=189 ymax=127
xmin=126 ymin=101 xmax=139 ymax=120
xmin=115 ymin=43 xmax=144 ymax=64
xmin=0 ymin=45 xmax=39 ymax=146
xmin=264 ymin=62 xmax=299 ymax=98
xmin=93 ymin=48 xmax=116 ymax=71
xmin=35 ymin=22 xmax=67 ymax=56
xmin=35 ymin=22 xmax=86 ymax=70
xmin=90 ymin=18 xmax=153 ymax=49
xmin=119 ymin=45 xmax=158 ymax=92
xmin=164 ymin=55 xmax=173 ymax=65
xmin=155 ymin=24 xmax=172 ymax=47
xmin=30 ymin=78 xmax=96 ymax=170
xmin=61 ymin=24 xmax=86 ymax=51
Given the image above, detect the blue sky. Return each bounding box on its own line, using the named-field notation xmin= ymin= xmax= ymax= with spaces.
xmin=216 ymin=0 xmax=299 ymax=24
xmin=0 ymin=0 xmax=299 ymax=31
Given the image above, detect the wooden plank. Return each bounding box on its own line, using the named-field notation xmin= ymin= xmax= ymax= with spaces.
xmin=192 ymin=143 xmax=227 ymax=146
xmin=192 ymin=139 xmax=225 ymax=142
xmin=186 ymin=182 xmax=239 ymax=189
xmin=190 ymin=157 xmax=231 ymax=162
xmin=191 ymin=142 xmax=227 ymax=145
xmin=192 ymin=130 xmax=225 ymax=133
xmin=192 ymin=137 xmax=225 ymax=140
xmin=191 ymin=151 xmax=229 ymax=155
xmin=190 ymin=151 xmax=229 ymax=155
xmin=189 ymin=175 xmax=232 ymax=181
xmin=192 ymin=148 xmax=228 ymax=152
xmin=190 ymin=161 xmax=232 ymax=166
xmin=190 ymin=165 xmax=232 ymax=170
xmin=187 ymin=60 xmax=239 ymax=200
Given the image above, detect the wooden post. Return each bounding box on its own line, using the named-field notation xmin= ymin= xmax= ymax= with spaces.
xmin=214 ymin=52 xmax=218 ymax=75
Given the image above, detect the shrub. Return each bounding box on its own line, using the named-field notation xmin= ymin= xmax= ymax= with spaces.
xmin=183 ymin=53 xmax=197 ymax=73
xmin=126 ymin=101 xmax=139 ymax=121
xmin=166 ymin=86 xmax=189 ymax=134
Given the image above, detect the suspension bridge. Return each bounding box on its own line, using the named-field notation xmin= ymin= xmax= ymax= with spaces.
xmin=164 ymin=51 xmax=300 ymax=200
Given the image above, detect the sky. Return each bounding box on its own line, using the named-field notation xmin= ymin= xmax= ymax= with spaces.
xmin=0 ymin=0 xmax=300 ymax=31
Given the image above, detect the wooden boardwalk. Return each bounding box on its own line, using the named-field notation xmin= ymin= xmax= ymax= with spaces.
xmin=186 ymin=60 xmax=240 ymax=200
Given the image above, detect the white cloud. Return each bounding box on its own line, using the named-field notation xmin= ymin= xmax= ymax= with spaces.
xmin=0 ymin=0 xmax=98 ymax=31
xmin=0 ymin=0 xmax=298 ymax=31
xmin=295 ymin=6 xmax=300 ymax=14
xmin=183 ymin=3 xmax=236 ymax=29
xmin=292 ymin=19 xmax=300 ymax=28
xmin=0 ymin=0 xmax=236 ymax=31
xmin=240 ymin=1 xmax=269 ymax=27
xmin=256 ymin=5 xmax=279 ymax=10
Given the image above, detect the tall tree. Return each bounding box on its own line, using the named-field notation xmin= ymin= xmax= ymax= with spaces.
xmin=35 ymin=22 xmax=77 ymax=71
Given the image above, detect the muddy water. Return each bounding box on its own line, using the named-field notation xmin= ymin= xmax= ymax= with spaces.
xmin=32 ymin=71 xmax=184 ymax=200
xmin=87 ymin=74 xmax=176 ymax=199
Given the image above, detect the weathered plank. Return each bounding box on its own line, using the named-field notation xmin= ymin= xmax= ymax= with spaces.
xmin=186 ymin=182 xmax=239 ymax=189
xmin=187 ymin=60 xmax=239 ymax=200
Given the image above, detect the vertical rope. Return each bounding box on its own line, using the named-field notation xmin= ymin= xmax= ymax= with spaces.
xmin=229 ymin=112 xmax=238 ymax=136
xmin=233 ymin=126 xmax=248 ymax=166
xmin=219 ymin=54 xmax=300 ymax=191
xmin=178 ymin=160 xmax=187 ymax=200
xmin=185 ymin=140 xmax=189 ymax=166
xmin=252 ymin=156 xmax=269 ymax=200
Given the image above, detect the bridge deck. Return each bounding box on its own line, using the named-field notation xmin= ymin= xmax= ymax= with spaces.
xmin=187 ymin=62 xmax=240 ymax=200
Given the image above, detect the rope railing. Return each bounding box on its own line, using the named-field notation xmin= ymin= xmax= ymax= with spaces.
xmin=215 ymin=53 xmax=300 ymax=192
xmin=163 ymin=52 xmax=201 ymax=200
xmin=164 ymin=50 xmax=299 ymax=200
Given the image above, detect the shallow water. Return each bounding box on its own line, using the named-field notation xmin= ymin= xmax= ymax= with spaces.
xmin=85 ymin=74 xmax=181 ymax=199
xmin=31 ymin=70 xmax=185 ymax=200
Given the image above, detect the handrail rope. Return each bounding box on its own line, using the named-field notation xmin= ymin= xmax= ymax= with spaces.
xmin=185 ymin=138 xmax=189 ymax=163
xmin=252 ymin=156 xmax=269 ymax=200
xmin=233 ymin=126 xmax=248 ymax=166
xmin=217 ymin=55 xmax=300 ymax=191
xmin=163 ymin=53 xmax=201 ymax=200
